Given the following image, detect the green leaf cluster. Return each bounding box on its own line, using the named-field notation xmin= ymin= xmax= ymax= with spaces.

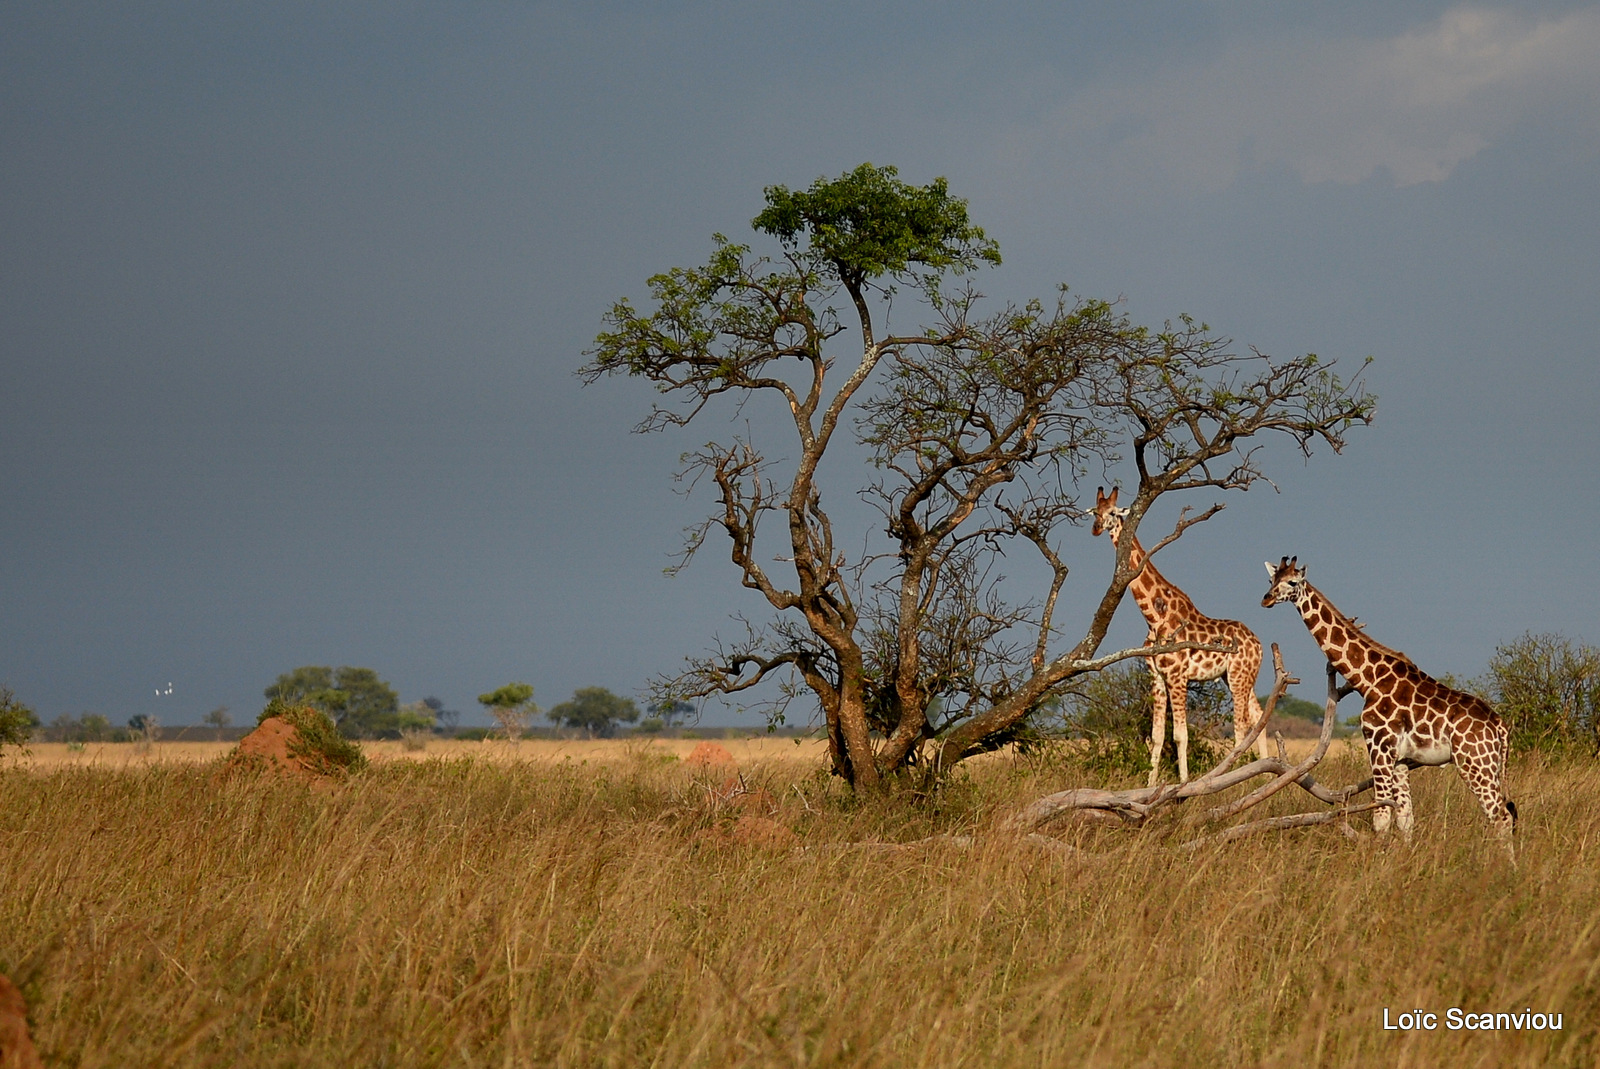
xmin=477 ymin=683 xmax=536 ymax=712
xmin=752 ymin=163 xmax=1000 ymax=287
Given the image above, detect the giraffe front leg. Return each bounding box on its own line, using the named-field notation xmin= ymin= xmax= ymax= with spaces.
xmin=1170 ymin=676 xmax=1191 ymax=785
xmin=1148 ymin=666 xmax=1168 ymax=788
xmin=1390 ymin=762 xmax=1415 ymax=842
xmin=1366 ymin=722 xmax=1398 ymax=837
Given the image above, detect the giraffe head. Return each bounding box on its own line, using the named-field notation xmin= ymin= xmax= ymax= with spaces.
xmin=1260 ymin=556 xmax=1308 ymax=608
xmin=1091 ymin=486 xmax=1129 ymax=543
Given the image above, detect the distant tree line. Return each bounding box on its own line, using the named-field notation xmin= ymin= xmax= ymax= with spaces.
xmin=263 ymin=666 xmax=656 ymax=741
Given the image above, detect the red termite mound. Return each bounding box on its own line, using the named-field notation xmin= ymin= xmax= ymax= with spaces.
xmin=685 ymin=741 xmax=735 ymax=768
xmin=0 ymin=973 xmax=42 ymax=1069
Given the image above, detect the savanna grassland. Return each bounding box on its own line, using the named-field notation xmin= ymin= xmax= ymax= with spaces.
xmin=1 ymin=740 xmax=1596 ymax=1068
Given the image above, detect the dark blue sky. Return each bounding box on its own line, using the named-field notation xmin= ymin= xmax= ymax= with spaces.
xmin=3 ymin=2 xmax=1597 ymax=726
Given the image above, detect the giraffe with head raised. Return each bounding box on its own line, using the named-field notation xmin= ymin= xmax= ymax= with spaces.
xmin=1092 ymin=487 xmax=1268 ymax=786
xmin=1261 ymin=556 xmax=1516 ymax=855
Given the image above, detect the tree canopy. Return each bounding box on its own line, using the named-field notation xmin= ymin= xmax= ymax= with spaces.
xmin=583 ymin=163 xmax=1375 ymax=789
xmin=547 ymin=687 xmax=640 ymax=738
xmin=265 ymin=665 xmax=400 ymax=739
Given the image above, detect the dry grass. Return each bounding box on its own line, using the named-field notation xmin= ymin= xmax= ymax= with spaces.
xmin=0 ymin=743 xmax=1595 ymax=1067
xmin=11 ymin=736 xmax=832 ymax=771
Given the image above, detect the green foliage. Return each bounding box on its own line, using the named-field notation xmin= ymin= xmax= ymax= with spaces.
xmin=1045 ymin=662 xmax=1227 ymax=779
xmin=548 ymin=687 xmax=641 ymax=739
xmin=1481 ymin=632 xmax=1600 ymax=757
xmin=751 ymin=163 xmax=1000 ymax=287
xmin=257 ymin=699 xmax=368 ymax=775
xmin=477 ymin=683 xmax=536 ymax=711
xmin=266 ymin=665 xmax=400 ymax=739
xmin=264 ymin=665 xmax=335 ymax=703
xmin=396 ymin=701 xmax=436 ymax=733
xmin=0 ymin=686 xmax=39 ymax=753
xmin=1266 ymin=693 xmax=1327 ymax=722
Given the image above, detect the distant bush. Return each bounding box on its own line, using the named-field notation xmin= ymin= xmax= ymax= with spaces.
xmin=46 ymin=713 xmax=115 ymax=744
xmin=1044 ymin=662 xmax=1228 ymax=779
xmin=1480 ymin=632 xmax=1599 ymax=757
xmin=452 ymin=727 xmax=494 ymax=742
xmin=0 ymin=686 xmax=39 ymax=753
xmin=547 ymin=687 xmax=640 ymax=739
xmin=258 ymin=699 xmax=368 ymax=775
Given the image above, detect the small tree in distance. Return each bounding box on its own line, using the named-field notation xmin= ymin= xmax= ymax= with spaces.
xmin=644 ymin=699 xmax=695 ymax=734
xmin=0 ymin=686 xmax=39 ymax=756
xmin=548 ymin=688 xmax=640 ymax=739
xmin=128 ymin=714 xmax=162 ymax=750
xmin=203 ymin=705 xmax=232 ymax=741
xmin=422 ymin=696 xmax=460 ymax=734
xmin=478 ymin=683 xmax=538 ymax=743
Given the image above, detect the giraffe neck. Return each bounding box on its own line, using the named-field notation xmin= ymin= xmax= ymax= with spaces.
xmin=1292 ymin=583 xmax=1411 ymax=690
xmin=1118 ymin=532 xmax=1198 ymax=633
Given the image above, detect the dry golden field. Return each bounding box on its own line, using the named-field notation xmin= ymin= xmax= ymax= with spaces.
xmin=0 ymin=739 xmax=1595 ymax=1068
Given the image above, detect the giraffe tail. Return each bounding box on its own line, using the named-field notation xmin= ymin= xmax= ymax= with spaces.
xmin=1506 ymin=799 xmax=1518 ymax=826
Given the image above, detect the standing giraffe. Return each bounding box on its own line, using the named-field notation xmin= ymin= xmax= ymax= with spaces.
xmin=1092 ymin=487 xmax=1268 ymax=786
xmin=1261 ymin=557 xmax=1516 ymax=855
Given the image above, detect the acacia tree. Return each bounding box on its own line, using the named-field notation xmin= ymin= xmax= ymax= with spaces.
xmin=583 ymin=163 xmax=1374 ymax=790
xmin=478 ymin=682 xmax=538 ymax=742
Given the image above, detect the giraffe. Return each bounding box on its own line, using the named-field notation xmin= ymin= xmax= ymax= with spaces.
xmin=1260 ymin=556 xmax=1516 ymax=855
xmin=1092 ymin=487 xmax=1268 ymax=786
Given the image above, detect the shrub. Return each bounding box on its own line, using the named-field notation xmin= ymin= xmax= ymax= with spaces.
xmin=1044 ymin=662 xmax=1228 ymax=779
xmin=0 ymin=686 xmax=39 ymax=753
xmin=1481 ymin=632 xmax=1600 ymax=757
xmin=257 ymin=699 xmax=369 ymax=776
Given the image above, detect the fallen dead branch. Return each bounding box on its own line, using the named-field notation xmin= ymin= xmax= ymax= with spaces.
xmin=1005 ymin=644 xmax=1382 ymax=844
xmin=798 ymin=646 xmax=1375 ymax=858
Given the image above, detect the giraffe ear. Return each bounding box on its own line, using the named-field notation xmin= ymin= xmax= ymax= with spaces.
xmin=1264 ymin=561 xmax=1276 ymax=578
xmin=1096 ymin=486 xmax=1107 ymax=506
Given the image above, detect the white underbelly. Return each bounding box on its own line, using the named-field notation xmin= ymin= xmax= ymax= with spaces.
xmin=1395 ymin=733 xmax=1452 ymax=766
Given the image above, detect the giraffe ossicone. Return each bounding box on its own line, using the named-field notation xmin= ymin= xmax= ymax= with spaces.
xmin=1261 ymin=556 xmax=1516 ymax=858
xmin=1093 ymin=486 xmax=1269 ymax=787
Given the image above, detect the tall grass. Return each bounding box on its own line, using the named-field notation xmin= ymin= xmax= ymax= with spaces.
xmin=0 ymin=748 xmax=1595 ymax=1067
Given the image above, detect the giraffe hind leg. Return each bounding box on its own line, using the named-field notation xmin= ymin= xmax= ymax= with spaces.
xmin=1457 ymin=734 xmax=1516 ymax=860
xmin=1228 ymin=663 xmax=1267 ymax=760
